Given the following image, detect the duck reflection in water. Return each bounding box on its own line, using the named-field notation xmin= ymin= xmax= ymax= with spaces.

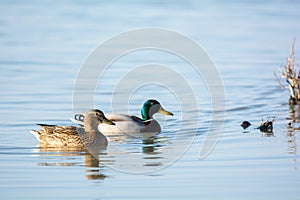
xmin=37 ymin=146 xmax=111 ymax=181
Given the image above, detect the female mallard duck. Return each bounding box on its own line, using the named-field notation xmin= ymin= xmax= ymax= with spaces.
xmin=30 ymin=109 xmax=115 ymax=147
xmin=71 ymin=99 xmax=173 ymax=136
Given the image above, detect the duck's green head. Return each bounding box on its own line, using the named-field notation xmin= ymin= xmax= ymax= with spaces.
xmin=141 ymin=99 xmax=173 ymax=120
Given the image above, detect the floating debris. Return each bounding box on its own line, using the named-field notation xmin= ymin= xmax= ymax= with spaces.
xmin=241 ymin=121 xmax=251 ymax=129
xmin=258 ymin=118 xmax=275 ymax=133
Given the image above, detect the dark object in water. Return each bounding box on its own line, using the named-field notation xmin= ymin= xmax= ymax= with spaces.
xmin=241 ymin=121 xmax=251 ymax=129
xmin=287 ymin=122 xmax=300 ymax=130
xmin=258 ymin=119 xmax=274 ymax=133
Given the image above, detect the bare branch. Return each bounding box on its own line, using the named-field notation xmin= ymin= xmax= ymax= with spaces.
xmin=275 ymin=38 xmax=299 ymax=104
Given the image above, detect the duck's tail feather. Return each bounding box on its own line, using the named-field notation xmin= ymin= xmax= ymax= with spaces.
xmin=70 ymin=113 xmax=85 ymax=126
xmin=74 ymin=113 xmax=85 ymax=121
xmin=29 ymin=129 xmax=40 ymax=140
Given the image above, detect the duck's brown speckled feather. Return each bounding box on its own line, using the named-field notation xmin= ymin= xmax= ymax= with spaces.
xmin=36 ymin=124 xmax=84 ymax=147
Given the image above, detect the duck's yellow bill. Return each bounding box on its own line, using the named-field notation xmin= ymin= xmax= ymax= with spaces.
xmin=159 ymin=108 xmax=174 ymax=116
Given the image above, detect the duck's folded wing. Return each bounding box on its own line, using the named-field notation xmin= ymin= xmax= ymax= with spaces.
xmin=37 ymin=123 xmax=56 ymax=133
xmin=37 ymin=124 xmax=79 ymax=136
xmin=53 ymin=126 xmax=79 ymax=136
xmin=104 ymin=114 xmax=152 ymax=126
xmin=130 ymin=116 xmax=152 ymax=126
xmin=36 ymin=124 xmax=83 ymax=146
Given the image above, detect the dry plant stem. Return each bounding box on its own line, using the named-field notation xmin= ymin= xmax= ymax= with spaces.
xmin=276 ymin=38 xmax=299 ymax=104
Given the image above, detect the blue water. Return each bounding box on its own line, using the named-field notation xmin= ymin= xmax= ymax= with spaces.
xmin=1 ymin=0 xmax=300 ymax=199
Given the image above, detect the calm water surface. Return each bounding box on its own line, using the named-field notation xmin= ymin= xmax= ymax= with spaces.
xmin=1 ymin=1 xmax=300 ymax=199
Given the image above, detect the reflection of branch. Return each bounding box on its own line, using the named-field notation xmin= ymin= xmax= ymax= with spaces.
xmin=288 ymin=105 xmax=298 ymax=164
xmin=287 ymin=132 xmax=297 ymax=155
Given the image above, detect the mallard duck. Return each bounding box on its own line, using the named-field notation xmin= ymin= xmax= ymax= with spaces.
xmin=30 ymin=109 xmax=115 ymax=147
xmin=71 ymin=99 xmax=173 ymax=136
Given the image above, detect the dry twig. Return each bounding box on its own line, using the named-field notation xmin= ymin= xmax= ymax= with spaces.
xmin=275 ymin=38 xmax=299 ymax=104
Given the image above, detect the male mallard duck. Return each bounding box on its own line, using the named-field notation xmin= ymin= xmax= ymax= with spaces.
xmin=30 ymin=109 xmax=115 ymax=147
xmin=71 ymin=99 xmax=173 ymax=136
